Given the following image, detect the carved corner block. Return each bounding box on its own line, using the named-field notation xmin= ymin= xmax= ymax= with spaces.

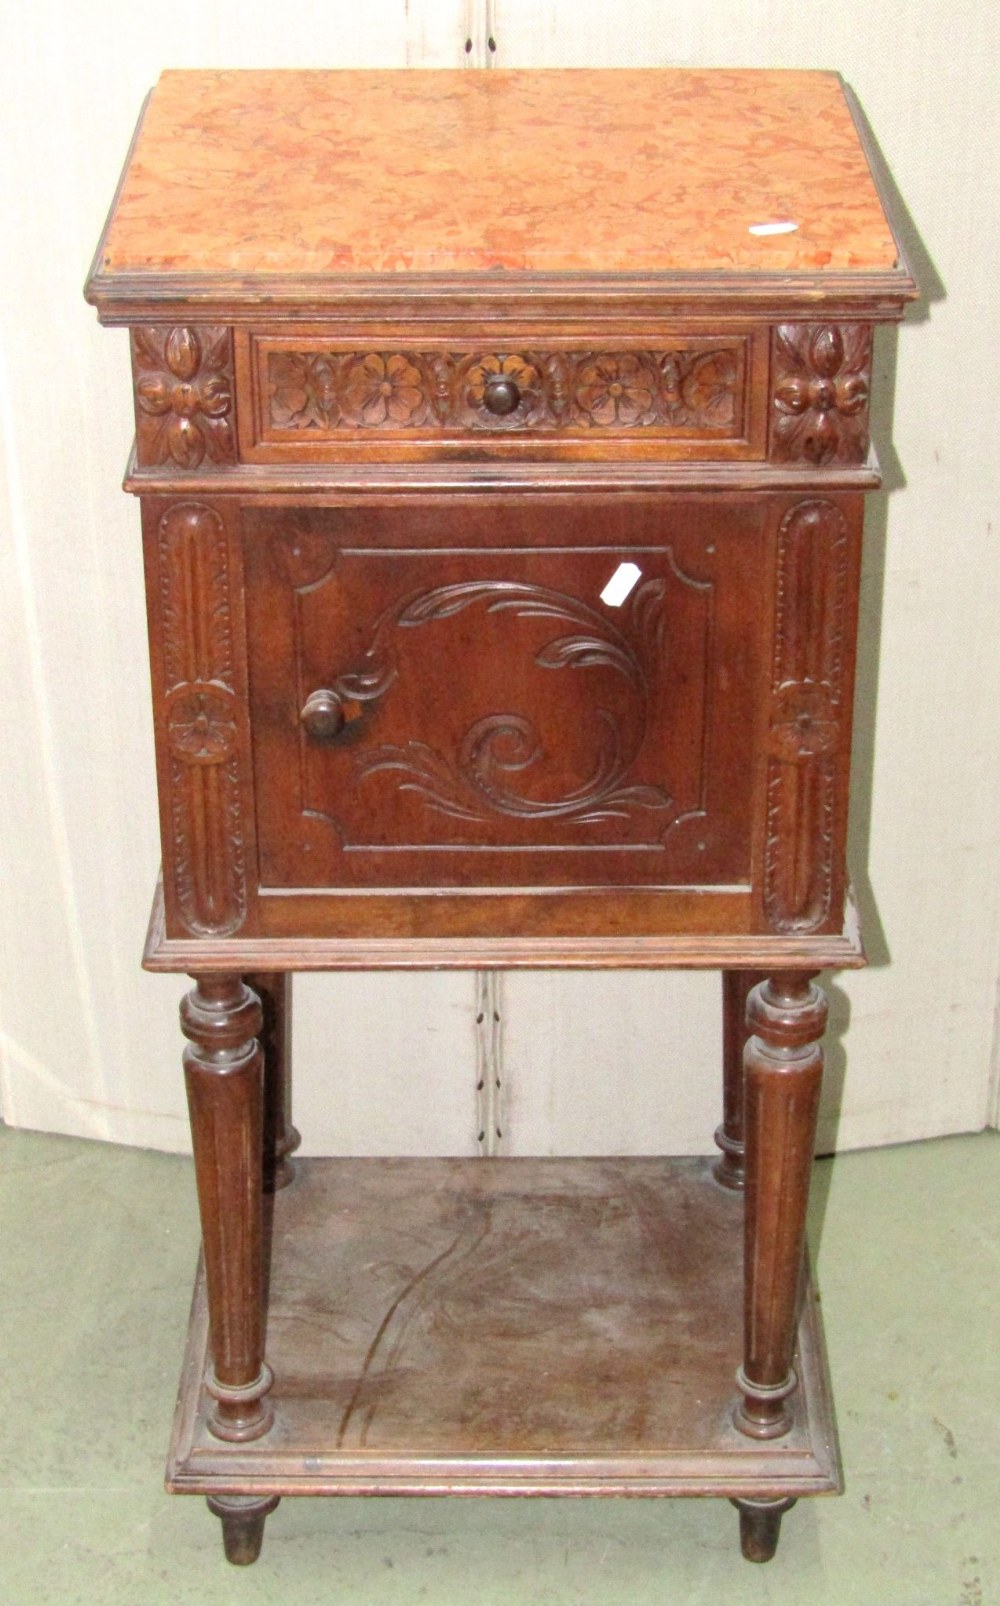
xmin=155 ymin=501 xmax=247 ymax=935
xmin=132 ymin=325 xmax=236 ymax=469
xmin=769 ymin=324 xmax=872 ymax=465
xmin=763 ymin=500 xmax=850 ymax=933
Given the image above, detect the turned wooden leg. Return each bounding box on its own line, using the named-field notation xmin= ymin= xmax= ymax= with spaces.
xmin=207 ymin=1494 xmax=280 ymax=1565
xmin=735 ymin=971 xmax=826 ymax=1440
xmin=181 ymin=974 xmax=274 ymax=1442
xmin=245 ymin=971 xmax=301 ymax=1191
xmin=731 ymin=1496 xmax=797 ymax=1562
xmin=714 ymin=969 xmax=764 ymax=1189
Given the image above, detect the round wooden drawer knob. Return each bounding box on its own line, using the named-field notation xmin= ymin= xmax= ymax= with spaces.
xmin=300 ymin=688 xmax=345 ymax=740
xmin=483 ymin=374 xmax=521 ymax=416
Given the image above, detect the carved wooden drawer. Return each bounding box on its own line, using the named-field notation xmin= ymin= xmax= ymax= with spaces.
xmin=232 ymin=329 xmax=770 ymax=465
xmin=128 ymin=321 xmax=883 ymax=474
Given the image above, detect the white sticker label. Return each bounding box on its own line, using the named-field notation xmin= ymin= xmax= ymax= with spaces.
xmin=600 ymin=562 xmax=642 ymax=607
xmin=748 ymin=220 xmax=799 ymax=237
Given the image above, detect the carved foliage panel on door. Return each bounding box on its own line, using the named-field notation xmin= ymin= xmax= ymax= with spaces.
xmin=244 ymin=501 xmax=766 ymax=891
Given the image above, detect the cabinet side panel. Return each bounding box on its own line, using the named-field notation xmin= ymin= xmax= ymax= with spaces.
xmin=756 ymin=494 xmax=864 ymax=934
xmin=140 ymin=497 xmax=257 ymax=936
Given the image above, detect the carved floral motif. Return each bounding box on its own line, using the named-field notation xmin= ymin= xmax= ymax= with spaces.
xmin=463 ymin=354 xmax=545 ymax=427
xmin=157 ymin=502 xmax=246 ymax=934
xmin=573 ymin=354 xmax=658 ymax=425
xmin=764 ymin=500 xmax=849 ymax=932
xmin=768 ymin=683 xmax=839 ymax=762
xmin=132 ymin=326 xmax=235 ymax=469
xmin=770 ymin=324 xmax=872 ymax=465
xmin=166 ymin=686 xmax=238 ymax=762
xmin=266 ymin=346 xmax=741 ymax=434
xmin=337 ymin=353 xmax=426 ymax=426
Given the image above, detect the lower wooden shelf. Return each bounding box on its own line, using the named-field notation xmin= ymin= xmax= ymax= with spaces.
xmin=167 ymin=1156 xmax=840 ymax=1502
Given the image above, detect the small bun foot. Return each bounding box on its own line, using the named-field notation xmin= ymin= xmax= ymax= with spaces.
xmin=712 ymin=1122 xmax=745 ymax=1191
xmin=271 ymin=1123 xmax=302 ymax=1191
xmin=731 ymin=1496 xmax=796 ymax=1562
xmin=207 ymin=1494 xmax=280 ymax=1565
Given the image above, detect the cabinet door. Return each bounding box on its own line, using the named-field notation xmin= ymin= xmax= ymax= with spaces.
xmin=244 ymin=498 xmax=767 ymax=891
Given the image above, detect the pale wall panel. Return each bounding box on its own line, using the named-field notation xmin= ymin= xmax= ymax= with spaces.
xmin=493 ymin=0 xmax=1000 ymax=1152
xmin=502 ymin=972 xmax=722 ymax=1158
xmin=1 ymin=1 xmax=996 ymax=1157
xmin=0 ymin=0 xmax=476 ymax=1155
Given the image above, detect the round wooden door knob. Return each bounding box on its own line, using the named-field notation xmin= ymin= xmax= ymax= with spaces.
xmin=483 ymin=374 xmax=521 ymax=415
xmin=300 ymin=688 xmax=345 ymax=739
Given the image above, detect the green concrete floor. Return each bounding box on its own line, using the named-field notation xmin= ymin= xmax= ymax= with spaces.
xmin=0 ymin=1125 xmax=996 ymax=1605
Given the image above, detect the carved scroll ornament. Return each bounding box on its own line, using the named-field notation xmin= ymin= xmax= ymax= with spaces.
xmin=302 ymin=574 xmax=674 ymax=829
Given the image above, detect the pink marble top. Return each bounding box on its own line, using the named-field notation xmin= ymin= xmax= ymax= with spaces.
xmin=95 ymin=68 xmax=902 ymax=281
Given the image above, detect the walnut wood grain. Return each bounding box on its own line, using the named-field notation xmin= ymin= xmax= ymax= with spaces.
xmin=761 ymin=497 xmax=863 ymax=935
xmin=245 ymin=498 xmax=760 ymax=893
xmin=181 ymin=975 xmax=273 ymax=1442
xmin=143 ymin=500 xmax=251 ymax=937
xmin=264 ymin=343 xmax=746 ymax=433
xmin=131 ymin=325 xmax=235 ymax=469
xmin=245 ymin=971 xmax=300 ymax=1191
xmin=167 ymin=1157 xmax=841 ymax=1500
xmin=714 ymin=970 xmax=765 ymax=1189
xmin=731 ymin=1496 xmax=798 ymax=1563
xmin=736 ymin=974 xmax=827 ymax=1440
xmin=206 ymin=1495 xmax=280 ymax=1566
xmin=124 ymin=451 xmax=884 ymax=495
xmin=241 ymin=334 xmax=766 ymax=463
xmin=770 ymin=324 xmax=872 ymax=466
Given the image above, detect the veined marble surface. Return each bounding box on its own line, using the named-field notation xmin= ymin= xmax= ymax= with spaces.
xmin=97 ymin=68 xmax=900 ymax=280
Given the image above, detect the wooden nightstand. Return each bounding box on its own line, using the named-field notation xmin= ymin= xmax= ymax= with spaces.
xmin=85 ymin=68 xmax=915 ymax=1566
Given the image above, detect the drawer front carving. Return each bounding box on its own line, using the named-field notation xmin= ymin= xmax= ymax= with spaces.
xmin=238 ymin=332 xmax=767 ymax=462
xmin=244 ymin=500 xmax=767 ymax=891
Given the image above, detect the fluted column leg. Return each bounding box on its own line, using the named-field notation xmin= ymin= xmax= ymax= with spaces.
xmin=181 ymin=974 xmax=274 ymax=1443
xmin=735 ymin=971 xmax=826 ymax=1440
xmin=245 ymin=971 xmax=301 ymax=1191
xmin=715 ymin=969 xmax=764 ymax=1189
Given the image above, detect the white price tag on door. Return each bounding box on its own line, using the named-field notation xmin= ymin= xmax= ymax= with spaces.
xmin=600 ymin=562 xmax=642 ymax=608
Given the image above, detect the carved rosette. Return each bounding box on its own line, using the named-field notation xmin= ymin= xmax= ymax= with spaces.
xmin=132 ymin=326 xmax=236 ymax=469
xmin=266 ymin=346 xmax=741 ymax=435
xmin=763 ymin=500 xmax=849 ymax=932
xmin=770 ymin=324 xmax=872 ymax=465
xmin=157 ymin=502 xmax=246 ymax=934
